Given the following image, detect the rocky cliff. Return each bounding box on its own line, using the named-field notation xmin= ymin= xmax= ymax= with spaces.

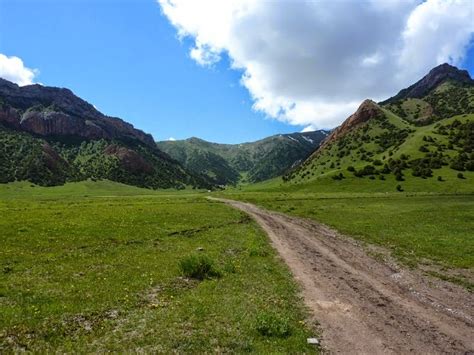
xmin=0 ymin=78 xmax=155 ymax=147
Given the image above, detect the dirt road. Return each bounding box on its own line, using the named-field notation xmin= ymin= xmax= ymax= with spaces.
xmin=211 ymin=198 xmax=474 ymax=354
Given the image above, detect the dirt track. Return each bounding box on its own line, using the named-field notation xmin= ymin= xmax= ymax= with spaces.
xmin=211 ymin=198 xmax=474 ymax=354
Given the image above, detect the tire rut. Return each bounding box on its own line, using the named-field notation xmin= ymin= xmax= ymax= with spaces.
xmin=210 ymin=198 xmax=474 ymax=354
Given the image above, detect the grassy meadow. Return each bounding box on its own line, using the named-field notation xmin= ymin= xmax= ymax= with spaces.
xmin=1 ymin=170 xmax=473 ymax=351
xmin=0 ymin=181 xmax=316 ymax=352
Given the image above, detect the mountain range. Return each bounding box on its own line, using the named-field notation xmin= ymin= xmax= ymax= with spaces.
xmin=0 ymin=63 xmax=472 ymax=190
xmin=0 ymin=78 xmax=327 ymax=189
xmin=156 ymin=131 xmax=329 ymax=185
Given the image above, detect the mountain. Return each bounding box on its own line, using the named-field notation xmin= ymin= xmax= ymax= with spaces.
xmin=381 ymin=63 xmax=474 ymax=125
xmin=382 ymin=63 xmax=473 ymax=104
xmin=0 ymin=78 xmax=210 ymax=189
xmin=157 ymin=131 xmax=329 ymax=185
xmin=285 ymin=63 xmax=474 ymax=186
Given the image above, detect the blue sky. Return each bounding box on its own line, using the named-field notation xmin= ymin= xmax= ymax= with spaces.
xmin=0 ymin=0 xmax=473 ymax=144
xmin=0 ymin=0 xmax=302 ymax=143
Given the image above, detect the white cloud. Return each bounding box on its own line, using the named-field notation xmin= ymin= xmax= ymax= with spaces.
xmin=168 ymin=137 xmax=176 ymax=141
xmin=0 ymin=53 xmax=38 ymax=86
xmin=398 ymin=0 xmax=474 ymax=83
xmin=158 ymin=0 xmax=474 ymax=129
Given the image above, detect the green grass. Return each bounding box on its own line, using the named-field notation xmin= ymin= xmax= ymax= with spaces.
xmin=232 ymin=166 xmax=474 ymax=194
xmin=0 ymin=182 xmax=315 ymax=352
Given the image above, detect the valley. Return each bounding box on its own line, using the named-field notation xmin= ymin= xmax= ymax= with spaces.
xmin=157 ymin=131 xmax=329 ymax=185
xmin=1 ymin=63 xmax=473 ymax=353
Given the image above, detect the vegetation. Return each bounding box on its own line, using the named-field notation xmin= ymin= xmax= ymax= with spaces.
xmin=284 ymin=65 xmax=474 ymax=189
xmin=178 ymin=254 xmax=221 ymax=280
xmin=0 ymin=182 xmax=315 ymax=352
xmin=0 ymin=125 xmax=209 ymax=189
xmin=255 ymin=312 xmax=292 ymax=338
xmin=157 ymin=131 xmax=328 ymax=185
xmin=284 ymin=112 xmax=474 ymax=187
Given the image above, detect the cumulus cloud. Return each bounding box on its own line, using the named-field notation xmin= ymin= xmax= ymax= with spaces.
xmin=168 ymin=137 xmax=177 ymax=141
xmin=398 ymin=0 xmax=474 ymax=83
xmin=158 ymin=0 xmax=474 ymax=129
xmin=0 ymin=53 xmax=38 ymax=86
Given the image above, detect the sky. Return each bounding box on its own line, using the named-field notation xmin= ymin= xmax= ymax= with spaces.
xmin=0 ymin=0 xmax=473 ymax=144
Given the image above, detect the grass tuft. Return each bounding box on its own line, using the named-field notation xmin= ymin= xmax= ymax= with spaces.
xmin=178 ymin=254 xmax=222 ymax=280
xmin=255 ymin=312 xmax=292 ymax=338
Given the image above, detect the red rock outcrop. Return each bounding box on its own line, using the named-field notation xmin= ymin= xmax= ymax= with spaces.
xmin=318 ymin=99 xmax=383 ymax=151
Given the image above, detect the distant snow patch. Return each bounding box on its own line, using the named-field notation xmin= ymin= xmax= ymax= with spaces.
xmin=302 ymin=135 xmax=314 ymax=144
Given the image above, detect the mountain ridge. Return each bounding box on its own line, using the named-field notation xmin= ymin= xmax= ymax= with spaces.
xmin=381 ymin=63 xmax=474 ymax=104
xmin=284 ymin=63 xmax=474 ymax=186
xmin=0 ymin=78 xmax=155 ymax=147
xmin=157 ymin=130 xmax=329 ymax=185
xmin=0 ymin=78 xmax=211 ymax=189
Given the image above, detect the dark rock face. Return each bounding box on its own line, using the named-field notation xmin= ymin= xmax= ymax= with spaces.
xmin=382 ymin=63 xmax=474 ymax=104
xmin=0 ymin=78 xmax=155 ymax=147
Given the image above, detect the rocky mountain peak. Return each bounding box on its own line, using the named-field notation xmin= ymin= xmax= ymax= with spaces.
xmin=382 ymin=63 xmax=473 ymax=104
xmin=316 ymin=99 xmax=382 ymax=152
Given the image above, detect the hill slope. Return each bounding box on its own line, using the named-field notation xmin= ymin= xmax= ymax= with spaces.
xmin=0 ymin=78 xmax=210 ymax=189
xmin=285 ymin=64 xmax=474 ymax=191
xmin=157 ymin=130 xmax=329 ymax=185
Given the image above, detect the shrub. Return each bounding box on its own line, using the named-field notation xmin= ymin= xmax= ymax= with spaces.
xmin=255 ymin=312 xmax=292 ymax=338
xmin=465 ymin=160 xmax=474 ymax=171
xmin=347 ymin=166 xmax=355 ymax=172
xmin=396 ymin=184 xmax=403 ymax=192
xmin=380 ymin=164 xmax=391 ymax=174
xmin=437 ymin=176 xmax=444 ymax=182
xmin=457 ymin=173 xmax=465 ymax=179
xmin=332 ymin=172 xmax=345 ymax=180
xmin=450 ymin=159 xmax=465 ymax=171
xmin=354 ymin=164 xmax=378 ymax=177
xmin=411 ymin=161 xmax=432 ymax=178
xmin=178 ymin=254 xmax=221 ymax=280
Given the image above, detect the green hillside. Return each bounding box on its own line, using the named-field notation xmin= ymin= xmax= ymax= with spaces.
xmin=0 ymin=78 xmax=210 ymax=190
xmin=284 ymin=64 xmax=474 ymax=193
xmin=0 ymin=124 xmax=210 ymax=189
xmin=157 ymin=131 xmax=328 ymax=185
